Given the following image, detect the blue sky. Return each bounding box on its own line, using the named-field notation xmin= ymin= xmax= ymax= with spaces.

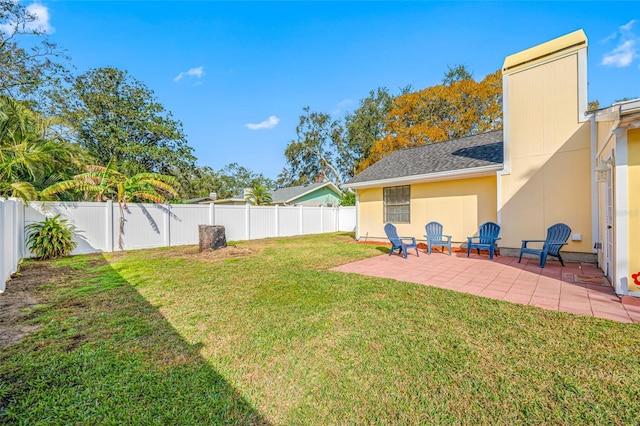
xmin=19 ymin=1 xmax=640 ymax=179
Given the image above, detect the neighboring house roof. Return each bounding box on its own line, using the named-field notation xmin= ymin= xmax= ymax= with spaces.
xmin=214 ymin=196 xmax=245 ymax=204
xmin=269 ymin=181 xmax=342 ymax=204
xmin=343 ymin=130 xmax=504 ymax=189
xmin=185 ymin=196 xmax=216 ymax=204
xmin=211 ymin=181 xmax=343 ymax=205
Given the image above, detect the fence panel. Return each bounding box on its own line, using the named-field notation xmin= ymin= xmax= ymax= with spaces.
xmin=278 ymin=207 xmax=301 ymax=237
xmin=115 ymin=204 xmax=166 ymax=250
xmin=212 ymin=205 xmax=247 ymax=241
xmin=322 ymin=207 xmax=338 ymax=232
xmin=302 ymin=207 xmax=322 ymax=235
xmin=25 ymin=202 xmax=109 ymax=255
xmin=339 ymin=207 xmax=356 ymax=232
xmin=169 ymin=204 xmax=210 ymax=246
xmin=249 ymin=206 xmax=276 ymax=240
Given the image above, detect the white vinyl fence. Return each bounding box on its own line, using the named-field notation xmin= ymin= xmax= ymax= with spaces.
xmin=0 ymin=199 xmax=23 ymax=291
xmin=1 ymin=201 xmax=356 ymax=290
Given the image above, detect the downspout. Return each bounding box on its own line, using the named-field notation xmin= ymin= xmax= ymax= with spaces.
xmin=354 ymin=190 xmax=360 ymax=240
xmin=589 ymin=113 xmax=599 ymax=260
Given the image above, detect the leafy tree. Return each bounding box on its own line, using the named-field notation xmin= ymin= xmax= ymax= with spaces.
xmin=49 ymin=67 xmax=196 ymax=178
xmin=280 ymin=106 xmax=343 ymax=187
xmin=0 ymin=95 xmax=86 ymax=201
xmin=339 ymin=191 xmax=355 ymax=206
xmin=176 ymin=165 xmax=220 ymax=200
xmin=341 ymin=87 xmax=394 ymax=178
xmin=214 ymin=163 xmax=274 ymax=200
xmin=244 ymin=182 xmax=272 ymax=205
xmin=0 ymin=1 xmax=70 ymax=101
xmin=442 ymin=64 xmax=474 ymax=86
xmin=359 ymin=69 xmax=502 ymax=171
xmin=42 ymin=164 xmax=179 ymax=249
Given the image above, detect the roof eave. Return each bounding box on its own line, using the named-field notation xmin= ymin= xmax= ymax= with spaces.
xmin=342 ymin=164 xmax=504 ymax=189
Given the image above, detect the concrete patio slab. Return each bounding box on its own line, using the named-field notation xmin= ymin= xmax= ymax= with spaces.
xmin=331 ymin=250 xmax=637 ymax=323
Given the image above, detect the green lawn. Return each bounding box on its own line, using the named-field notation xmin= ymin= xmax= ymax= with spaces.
xmin=1 ymin=232 xmax=640 ymax=425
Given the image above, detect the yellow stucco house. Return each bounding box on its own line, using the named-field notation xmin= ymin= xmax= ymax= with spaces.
xmin=343 ymin=30 xmax=640 ymax=298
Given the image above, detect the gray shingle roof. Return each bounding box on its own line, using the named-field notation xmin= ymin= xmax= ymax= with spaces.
xmin=345 ymin=131 xmax=503 ymax=185
xmin=232 ymin=181 xmax=342 ymax=203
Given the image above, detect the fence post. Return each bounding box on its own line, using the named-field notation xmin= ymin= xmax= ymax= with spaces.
xmin=17 ymin=199 xmax=25 ymax=259
xmin=245 ymin=203 xmax=251 ymax=240
xmin=10 ymin=199 xmax=18 ymax=271
xmin=336 ymin=207 xmax=340 ymax=232
xmin=106 ymin=200 xmax=114 ymax=252
xmin=320 ymin=205 xmax=324 ymax=233
xmin=0 ymin=199 xmax=5 ymax=292
xmin=299 ymin=205 xmax=303 ymax=235
xmin=355 ymin=193 xmax=360 ymax=240
xmin=274 ymin=205 xmax=279 ymax=237
xmin=164 ymin=203 xmax=171 ymax=247
xmin=209 ymin=202 xmax=215 ymax=225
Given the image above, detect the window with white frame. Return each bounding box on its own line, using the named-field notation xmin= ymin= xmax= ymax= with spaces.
xmin=384 ymin=185 xmax=410 ymax=223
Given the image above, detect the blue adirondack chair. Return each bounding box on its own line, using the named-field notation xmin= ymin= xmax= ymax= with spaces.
xmin=518 ymin=223 xmax=572 ymax=268
xmin=424 ymin=221 xmax=452 ymax=255
xmin=467 ymin=222 xmax=501 ymax=260
xmin=384 ymin=223 xmax=419 ymax=259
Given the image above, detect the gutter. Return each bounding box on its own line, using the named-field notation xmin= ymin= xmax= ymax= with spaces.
xmin=342 ymin=164 xmax=504 ymax=189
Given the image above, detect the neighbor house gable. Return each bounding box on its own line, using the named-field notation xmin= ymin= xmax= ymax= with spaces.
xmin=270 ymin=182 xmax=343 ymax=205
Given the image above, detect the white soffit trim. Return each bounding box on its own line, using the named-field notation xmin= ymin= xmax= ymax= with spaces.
xmin=342 ymin=164 xmax=503 ymax=189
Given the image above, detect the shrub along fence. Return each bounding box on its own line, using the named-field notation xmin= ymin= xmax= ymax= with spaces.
xmin=1 ymin=201 xmax=356 ymax=290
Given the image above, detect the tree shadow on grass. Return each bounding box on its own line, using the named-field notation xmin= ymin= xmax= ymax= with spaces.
xmin=0 ymin=254 xmax=270 ymax=425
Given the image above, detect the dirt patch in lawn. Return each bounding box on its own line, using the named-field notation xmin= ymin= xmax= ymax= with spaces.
xmin=0 ymin=262 xmax=67 ymax=349
xmin=161 ymin=245 xmax=260 ymax=263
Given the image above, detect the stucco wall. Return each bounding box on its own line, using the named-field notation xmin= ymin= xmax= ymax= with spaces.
xmin=628 ymin=128 xmax=640 ymax=291
xmin=357 ymin=176 xmax=497 ymax=243
xmin=500 ymin=52 xmax=592 ymax=252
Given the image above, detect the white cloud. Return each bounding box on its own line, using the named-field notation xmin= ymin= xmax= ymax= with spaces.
xmin=600 ymin=31 xmax=617 ymax=44
xmin=620 ymin=19 xmax=636 ymax=32
xmin=174 ymin=66 xmax=204 ymax=83
xmin=245 ymin=115 xmax=280 ymax=130
xmin=0 ymin=2 xmax=54 ymax=34
xmin=332 ymin=98 xmax=354 ymax=115
xmin=602 ymin=20 xmax=639 ymax=68
xmin=602 ymin=40 xmax=637 ymax=67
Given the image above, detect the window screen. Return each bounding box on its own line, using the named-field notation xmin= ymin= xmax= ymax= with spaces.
xmin=384 ymin=186 xmax=410 ymax=223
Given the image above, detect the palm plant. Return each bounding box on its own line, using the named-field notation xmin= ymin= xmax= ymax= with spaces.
xmin=42 ymin=163 xmax=179 ymax=249
xmin=26 ymin=215 xmax=77 ymax=260
xmin=245 ymin=183 xmax=273 ymax=206
xmin=0 ymin=95 xmax=84 ymax=201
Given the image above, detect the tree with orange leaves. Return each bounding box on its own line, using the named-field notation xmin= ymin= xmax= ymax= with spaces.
xmin=358 ymin=68 xmax=502 ymax=172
